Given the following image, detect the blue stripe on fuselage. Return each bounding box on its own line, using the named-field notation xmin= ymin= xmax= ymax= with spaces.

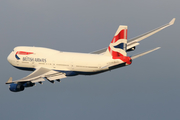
xmin=15 ymin=54 xmax=20 ymax=60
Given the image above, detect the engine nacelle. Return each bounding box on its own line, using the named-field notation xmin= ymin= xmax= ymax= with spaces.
xmin=23 ymin=81 xmax=35 ymax=87
xmin=9 ymin=83 xmax=24 ymax=92
xmin=127 ymin=46 xmax=136 ymax=52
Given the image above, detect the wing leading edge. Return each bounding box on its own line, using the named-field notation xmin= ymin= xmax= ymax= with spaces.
xmin=91 ymin=18 xmax=175 ymax=54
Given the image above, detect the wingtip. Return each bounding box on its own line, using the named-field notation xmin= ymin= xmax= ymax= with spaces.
xmin=169 ymin=18 xmax=176 ymax=25
xmin=155 ymin=47 xmax=161 ymax=50
xmin=6 ymin=77 xmax=13 ymax=84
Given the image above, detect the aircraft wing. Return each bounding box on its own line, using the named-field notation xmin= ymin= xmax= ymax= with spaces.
xmin=6 ymin=67 xmax=66 ymax=84
xmin=91 ymin=18 xmax=175 ymax=54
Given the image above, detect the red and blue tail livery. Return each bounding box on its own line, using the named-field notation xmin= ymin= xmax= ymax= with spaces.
xmin=104 ymin=26 xmax=131 ymax=65
xmin=6 ymin=18 xmax=175 ymax=92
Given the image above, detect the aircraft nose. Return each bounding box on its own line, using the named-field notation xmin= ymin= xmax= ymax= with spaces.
xmin=7 ymin=54 xmax=10 ymax=62
xmin=7 ymin=52 xmax=13 ymax=63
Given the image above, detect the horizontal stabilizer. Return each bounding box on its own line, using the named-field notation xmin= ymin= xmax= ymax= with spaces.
xmin=131 ymin=47 xmax=161 ymax=60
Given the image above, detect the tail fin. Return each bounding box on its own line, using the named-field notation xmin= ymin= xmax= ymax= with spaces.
xmin=104 ymin=25 xmax=128 ymax=58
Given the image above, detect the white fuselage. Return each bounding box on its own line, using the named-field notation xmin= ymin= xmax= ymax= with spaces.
xmin=7 ymin=46 xmax=124 ymax=76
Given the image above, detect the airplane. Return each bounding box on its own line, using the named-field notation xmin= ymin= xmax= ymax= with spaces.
xmin=6 ymin=18 xmax=175 ymax=92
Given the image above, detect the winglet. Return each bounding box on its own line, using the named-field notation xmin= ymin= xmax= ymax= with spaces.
xmin=169 ymin=18 xmax=176 ymax=25
xmin=6 ymin=77 xmax=13 ymax=84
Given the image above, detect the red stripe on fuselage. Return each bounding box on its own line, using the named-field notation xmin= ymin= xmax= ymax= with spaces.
xmin=16 ymin=51 xmax=34 ymax=55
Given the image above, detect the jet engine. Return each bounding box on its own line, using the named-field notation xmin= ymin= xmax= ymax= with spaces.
xmin=9 ymin=82 xmax=35 ymax=92
xmin=9 ymin=83 xmax=24 ymax=92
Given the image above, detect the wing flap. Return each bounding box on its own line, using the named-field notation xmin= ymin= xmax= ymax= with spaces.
xmin=46 ymin=75 xmax=66 ymax=81
xmin=31 ymin=78 xmax=45 ymax=83
xmin=45 ymin=72 xmax=66 ymax=80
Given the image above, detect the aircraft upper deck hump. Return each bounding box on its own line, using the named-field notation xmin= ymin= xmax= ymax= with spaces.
xmin=14 ymin=46 xmax=60 ymax=53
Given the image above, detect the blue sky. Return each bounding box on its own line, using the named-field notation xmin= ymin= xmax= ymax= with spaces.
xmin=0 ymin=0 xmax=180 ymax=120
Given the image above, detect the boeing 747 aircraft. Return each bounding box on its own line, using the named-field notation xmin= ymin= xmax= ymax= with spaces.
xmin=6 ymin=18 xmax=175 ymax=92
